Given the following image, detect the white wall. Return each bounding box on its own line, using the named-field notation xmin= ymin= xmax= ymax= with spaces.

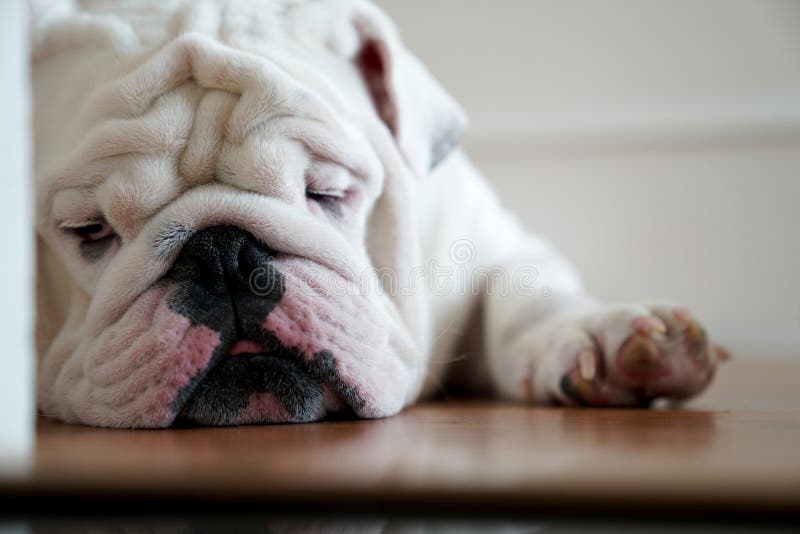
xmin=378 ymin=0 xmax=800 ymax=359
xmin=0 ymin=0 xmax=34 ymax=471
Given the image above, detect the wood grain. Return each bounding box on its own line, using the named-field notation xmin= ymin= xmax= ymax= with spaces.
xmin=2 ymin=360 xmax=799 ymax=516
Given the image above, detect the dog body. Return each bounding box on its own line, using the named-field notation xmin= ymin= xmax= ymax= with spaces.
xmin=32 ymin=0 xmax=719 ymax=427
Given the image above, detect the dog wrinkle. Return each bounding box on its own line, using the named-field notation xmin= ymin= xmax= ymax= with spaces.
xmin=79 ymin=285 xmax=222 ymax=427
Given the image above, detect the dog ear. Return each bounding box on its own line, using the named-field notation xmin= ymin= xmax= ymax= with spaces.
xmin=346 ymin=1 xmax=467 ymax=176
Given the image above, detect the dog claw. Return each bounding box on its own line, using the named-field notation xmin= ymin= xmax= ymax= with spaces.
xmin=562 ymin=365 xmax=609 ymax=406
xmin=634 ymin=316 xmax=667 ymax=335
xmin=683 ymin=320 xmax=708 ymax=355
xmin=713 ymin=343 xmax=732 ymax=363
xmin=673 ymin=307 xmax=694 ymax=326
xmin=578 ymin=350 xmax=597 ymax=381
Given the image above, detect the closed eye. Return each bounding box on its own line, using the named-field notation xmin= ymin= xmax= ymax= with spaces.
xmin=71 ymin=222 xmax=114 ymax=241
xmin=61 ymin=220 xmax=117 ymax=260
xmin=306 ymin=188 xmax=346 ymax=215
xmin=306 ymin=188 xmax=344 ymax=201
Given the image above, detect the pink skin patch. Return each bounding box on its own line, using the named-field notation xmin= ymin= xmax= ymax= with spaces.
xmin=86 ymin=284 xmax=221 ymax=427
xmin=257 ymin=256 xmax=409 ymax=419
xmin=228 ymin=339 xmax=263 ymax=355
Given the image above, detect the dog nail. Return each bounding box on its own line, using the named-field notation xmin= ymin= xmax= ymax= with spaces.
xmin=634 ymin=316 xmax=667 ymax=335
xmin=578 ymin=350 xmax=597 ymax=381
xmin=673 ymin=307 xmax=694 ymax=325
xmin=713 ymin=343 xmax=732 ymax=363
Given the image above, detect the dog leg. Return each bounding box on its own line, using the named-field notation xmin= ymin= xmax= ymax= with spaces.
xmin=431 ymin=153 xmax=723 ymax=407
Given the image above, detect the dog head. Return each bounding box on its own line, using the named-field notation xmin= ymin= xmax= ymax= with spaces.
xmin=32 ymin=0 xmax=465 ymax=427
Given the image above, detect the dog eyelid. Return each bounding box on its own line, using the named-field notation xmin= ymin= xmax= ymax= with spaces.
xmin=306 ymin=160 xmax=352 ymax=189
xmin=73 ymin=222 xmax=114 ymax=241
xmin=56 ymin=218 xmax=118 ymax=262
xmin=306 ymin=187 xmax=346 ymax=199
xmin=71 ymin=223 xmax=118 ymax=262
xmin=60 ymin=218 xmax=109 ymax=234
xmin=306 ymin=187 xmax=346 ymax=218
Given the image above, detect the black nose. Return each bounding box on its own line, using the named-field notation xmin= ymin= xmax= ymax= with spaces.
xmin=169 ymin=226 xmax=276 ymax=297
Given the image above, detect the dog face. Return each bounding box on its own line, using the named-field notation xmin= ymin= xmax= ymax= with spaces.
xmin=32 ymin=0 xmax=465 ymax=427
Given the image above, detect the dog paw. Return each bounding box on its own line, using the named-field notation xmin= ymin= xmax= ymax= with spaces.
xmin=531 ymin=304 xmax=729 ymax=407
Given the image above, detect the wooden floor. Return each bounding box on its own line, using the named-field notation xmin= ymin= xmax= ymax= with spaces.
xmin=3 ymin=360 xmax=800 ymax=518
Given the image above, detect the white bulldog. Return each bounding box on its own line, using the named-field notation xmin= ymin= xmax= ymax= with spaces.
xmin=32 ymin=0 xmax=724 ymax=427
